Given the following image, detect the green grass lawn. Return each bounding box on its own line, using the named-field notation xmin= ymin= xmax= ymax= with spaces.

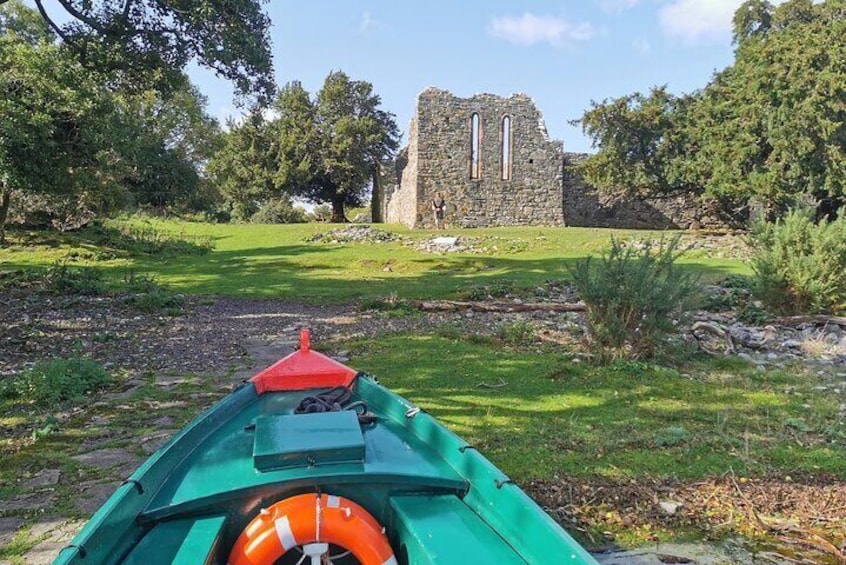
xmin=351 ymin=335 xmax=845 ymax=481
xmin=0 ymin=218 xmax=747 ymax=302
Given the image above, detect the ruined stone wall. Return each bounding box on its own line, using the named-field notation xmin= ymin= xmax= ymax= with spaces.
xmin=387 ymin=88 xmax=564 ymax=228
xmin=385 ymin=116 xmax=419 ymax=227
xmin=382 ymin=88 xmax=732 ymax=230
xmin=562 ymin=153 xmax=731 ymax=230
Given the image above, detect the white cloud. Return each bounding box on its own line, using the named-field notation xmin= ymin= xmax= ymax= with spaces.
xmin=600 ymin=0 xmax=641 ymax=15
xmin=659 ymin=0 xmax=789 ymax=44
xmin=488 ymin=13 xmax=595 ymax=48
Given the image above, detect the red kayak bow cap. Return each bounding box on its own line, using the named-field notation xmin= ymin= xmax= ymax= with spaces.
xmin=250 ymin=329 xmax=357 ymax=394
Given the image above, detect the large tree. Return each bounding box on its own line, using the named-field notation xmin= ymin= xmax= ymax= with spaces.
xmin=214 ymin=72 xmax=400 ymax=223
xmin=0 ymin=0 xmax=274 ymax=102
xmin=575 ymin=0 xmax=846 ymax=219
xmin=298 ymin=71 xmax=399 ymax=222
xmin=206 ymin=109 xmax=279 ymax=221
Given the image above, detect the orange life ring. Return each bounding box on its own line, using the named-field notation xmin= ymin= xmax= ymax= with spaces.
xmin=228 ymin=493 xmax=398 ymax=565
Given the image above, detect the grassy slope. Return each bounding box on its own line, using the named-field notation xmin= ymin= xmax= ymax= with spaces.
xmin=0 ymin=219 xmax=746 ymax=302
xmin=352 ymin=335 xmax=845 ymax=481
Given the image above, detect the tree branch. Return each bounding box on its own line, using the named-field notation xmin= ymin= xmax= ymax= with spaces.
xmin=54 ymin=0 xmax=107 ymax=32
xmin=33 ymin=0 xmax=71 ymax=43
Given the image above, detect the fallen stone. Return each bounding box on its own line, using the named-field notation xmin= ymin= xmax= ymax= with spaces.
xmin=431 ymin=236 xmax=458 ymax=247
xmin=139 ymin=430 xmax=176 ymax=454
xmin=22 ymin=520 xmax=85 ymax=565
xmin=150 ymin=416 xmax=174 ymax=427
xmin=658 ymin=499 xmax=684 ymax=515
xmin=28 ymin=519 xmax=64 ymax=539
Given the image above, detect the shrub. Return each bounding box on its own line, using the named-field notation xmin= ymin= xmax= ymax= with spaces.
xmin=45 ymin=262 xmax=104 ymax=295
xmin=750 ymin=208 xmax=846 ymax=315
xmin=497 ymin=321 xmax=536 ymax=346
xmin=123 ymin=272 xmax=185 ymax=313
xmin=1 ymin=356 xmax=111 ymax=407
xmin=569 ymin=236 xmax=700 ymax=361
xmin=250 ymin=198 xmax=307 ymax=224
xmin=85 ymin=223 xmax=214 ymax=256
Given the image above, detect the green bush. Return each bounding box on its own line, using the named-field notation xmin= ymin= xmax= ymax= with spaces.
xmin=497 ymin=321 xmax=535 ymax=346
xmin=1 ymin=356 xmax=111 ymax=407
xmin=45 ymin=262 xmax=104 ymax=295
xmin=750 ymin=208 xmax=846 ymax=315
xmin=569 ymin=236 xmax=700 ymax=361
xmin=250 ymin=198 xmax=307 ymax=224
xmin=123 ymin=272 xmax=185 ymax=313
xmin=85 ymin=223 xmax=214 ymax=256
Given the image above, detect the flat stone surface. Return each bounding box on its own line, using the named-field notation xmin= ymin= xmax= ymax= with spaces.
xmin=0 ymin=517 xmax=24 ymax=546
xmin=23 ymin=469 xmax=61 ymax=490
xmin=22 ymin=520 xmax=85 ymax=565
xmin=72 ymin=448 xmax=137 ymax=471
xmin=73 ymin=482 xmax=121 ymax=516
xmin=139 ymin=430 xmax=176 ymax=454
xmin=0 ymin=491 xmax=56 ymax=512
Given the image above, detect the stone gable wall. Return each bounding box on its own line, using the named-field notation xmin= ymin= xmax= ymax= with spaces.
xmin=388 ymin=88 xmax=564 ymax=228
xmin=382 ymin=88 xmax=733 ymax=230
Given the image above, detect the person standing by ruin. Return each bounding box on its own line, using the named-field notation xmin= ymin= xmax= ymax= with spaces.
xmin=431 ymin=192 xmax=446 ymax=229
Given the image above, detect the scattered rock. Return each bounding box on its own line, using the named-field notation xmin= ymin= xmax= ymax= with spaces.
xmin=150 ymin=416 xmax=175 ymax=427
xmin=21 ymin=520 xmax=86 ymax=565
xmin=305 ymin=226 xmax=402 ymax=244
xmin=155 ymin=374 xmax=197 ymax=386
xmin=658 ymin=500 xmax=684 ymax=515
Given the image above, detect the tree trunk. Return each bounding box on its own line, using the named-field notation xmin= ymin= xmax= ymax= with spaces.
xmin=330 ymin=198 xmax=347 ymax=223
xmin=371 ymin=164 xmax=382 ymax=223
xmin=0 ymin=182 xmax=10 ymax=246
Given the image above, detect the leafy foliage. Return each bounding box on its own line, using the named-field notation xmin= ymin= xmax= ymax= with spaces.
xmin=207 ymin=110 xmax=279 ymax=221
xmin=0 ymin=31 xmax=127 ymax=241
xmin=576 ymin=0 xmax=846 ymax=218
xmin=250 ymin=198 xmax=306 ymax=224
xmin=211 ymin=72 xmax=400 ymax=223
xmin=12 ymin=0 xmax=274 ymax=102
xmin=45 ymin=262 xmax=104 ymax=295
xmin=0 ymin=355 xmax=111 ymax=407
xmin=123 ymin=272 xmax=185 ymax=313
xmin=569 ymin=237 xmax=701 ymax=360
xmin=750 ymin=208 xmax=846 ymax=314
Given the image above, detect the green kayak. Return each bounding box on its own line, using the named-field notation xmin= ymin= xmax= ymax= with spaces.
xmin=55 ymin=330 xmax=598 ymax=565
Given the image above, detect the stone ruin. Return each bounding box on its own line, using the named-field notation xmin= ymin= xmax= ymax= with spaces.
xmin=375 ymin=87 xmax=729 ymax=230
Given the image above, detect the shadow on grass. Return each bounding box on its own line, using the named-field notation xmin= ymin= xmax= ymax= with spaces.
xmin=0 ymin=224 xmax=744 ymax=302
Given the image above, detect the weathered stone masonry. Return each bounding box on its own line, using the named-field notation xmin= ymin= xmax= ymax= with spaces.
xmin=381 ymin=88 xmax=727 ymax=230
